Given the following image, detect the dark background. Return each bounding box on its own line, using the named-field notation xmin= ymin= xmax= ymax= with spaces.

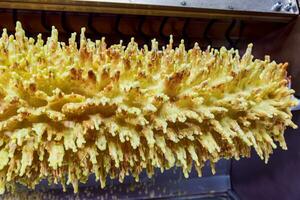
xmin=232 ymin=17 xmax=300 ymax=199
xmin=232 ymin=110 xmax=300 ymax=200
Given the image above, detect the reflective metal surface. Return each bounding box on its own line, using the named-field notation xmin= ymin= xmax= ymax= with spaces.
xmin=2 ymin=160 xmax=235 ymax=199
xmin=0 ymin=0 xmax=298 ymax=22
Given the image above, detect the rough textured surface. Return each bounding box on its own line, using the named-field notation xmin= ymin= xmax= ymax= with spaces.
xmin=0 ymin=22 xmax=297 ymax=193
xmin=232 ymin=17 xmax=300 ymax=199
xmin=232 ymin=111 xmax=300 ymax=200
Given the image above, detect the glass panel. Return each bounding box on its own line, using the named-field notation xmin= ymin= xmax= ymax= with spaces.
xmin=3 ymin=159 xmax=234 ymax=199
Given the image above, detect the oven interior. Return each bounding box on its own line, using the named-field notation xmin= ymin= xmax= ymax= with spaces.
xmin=0 ymin=1 xmax=299 ymax=199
